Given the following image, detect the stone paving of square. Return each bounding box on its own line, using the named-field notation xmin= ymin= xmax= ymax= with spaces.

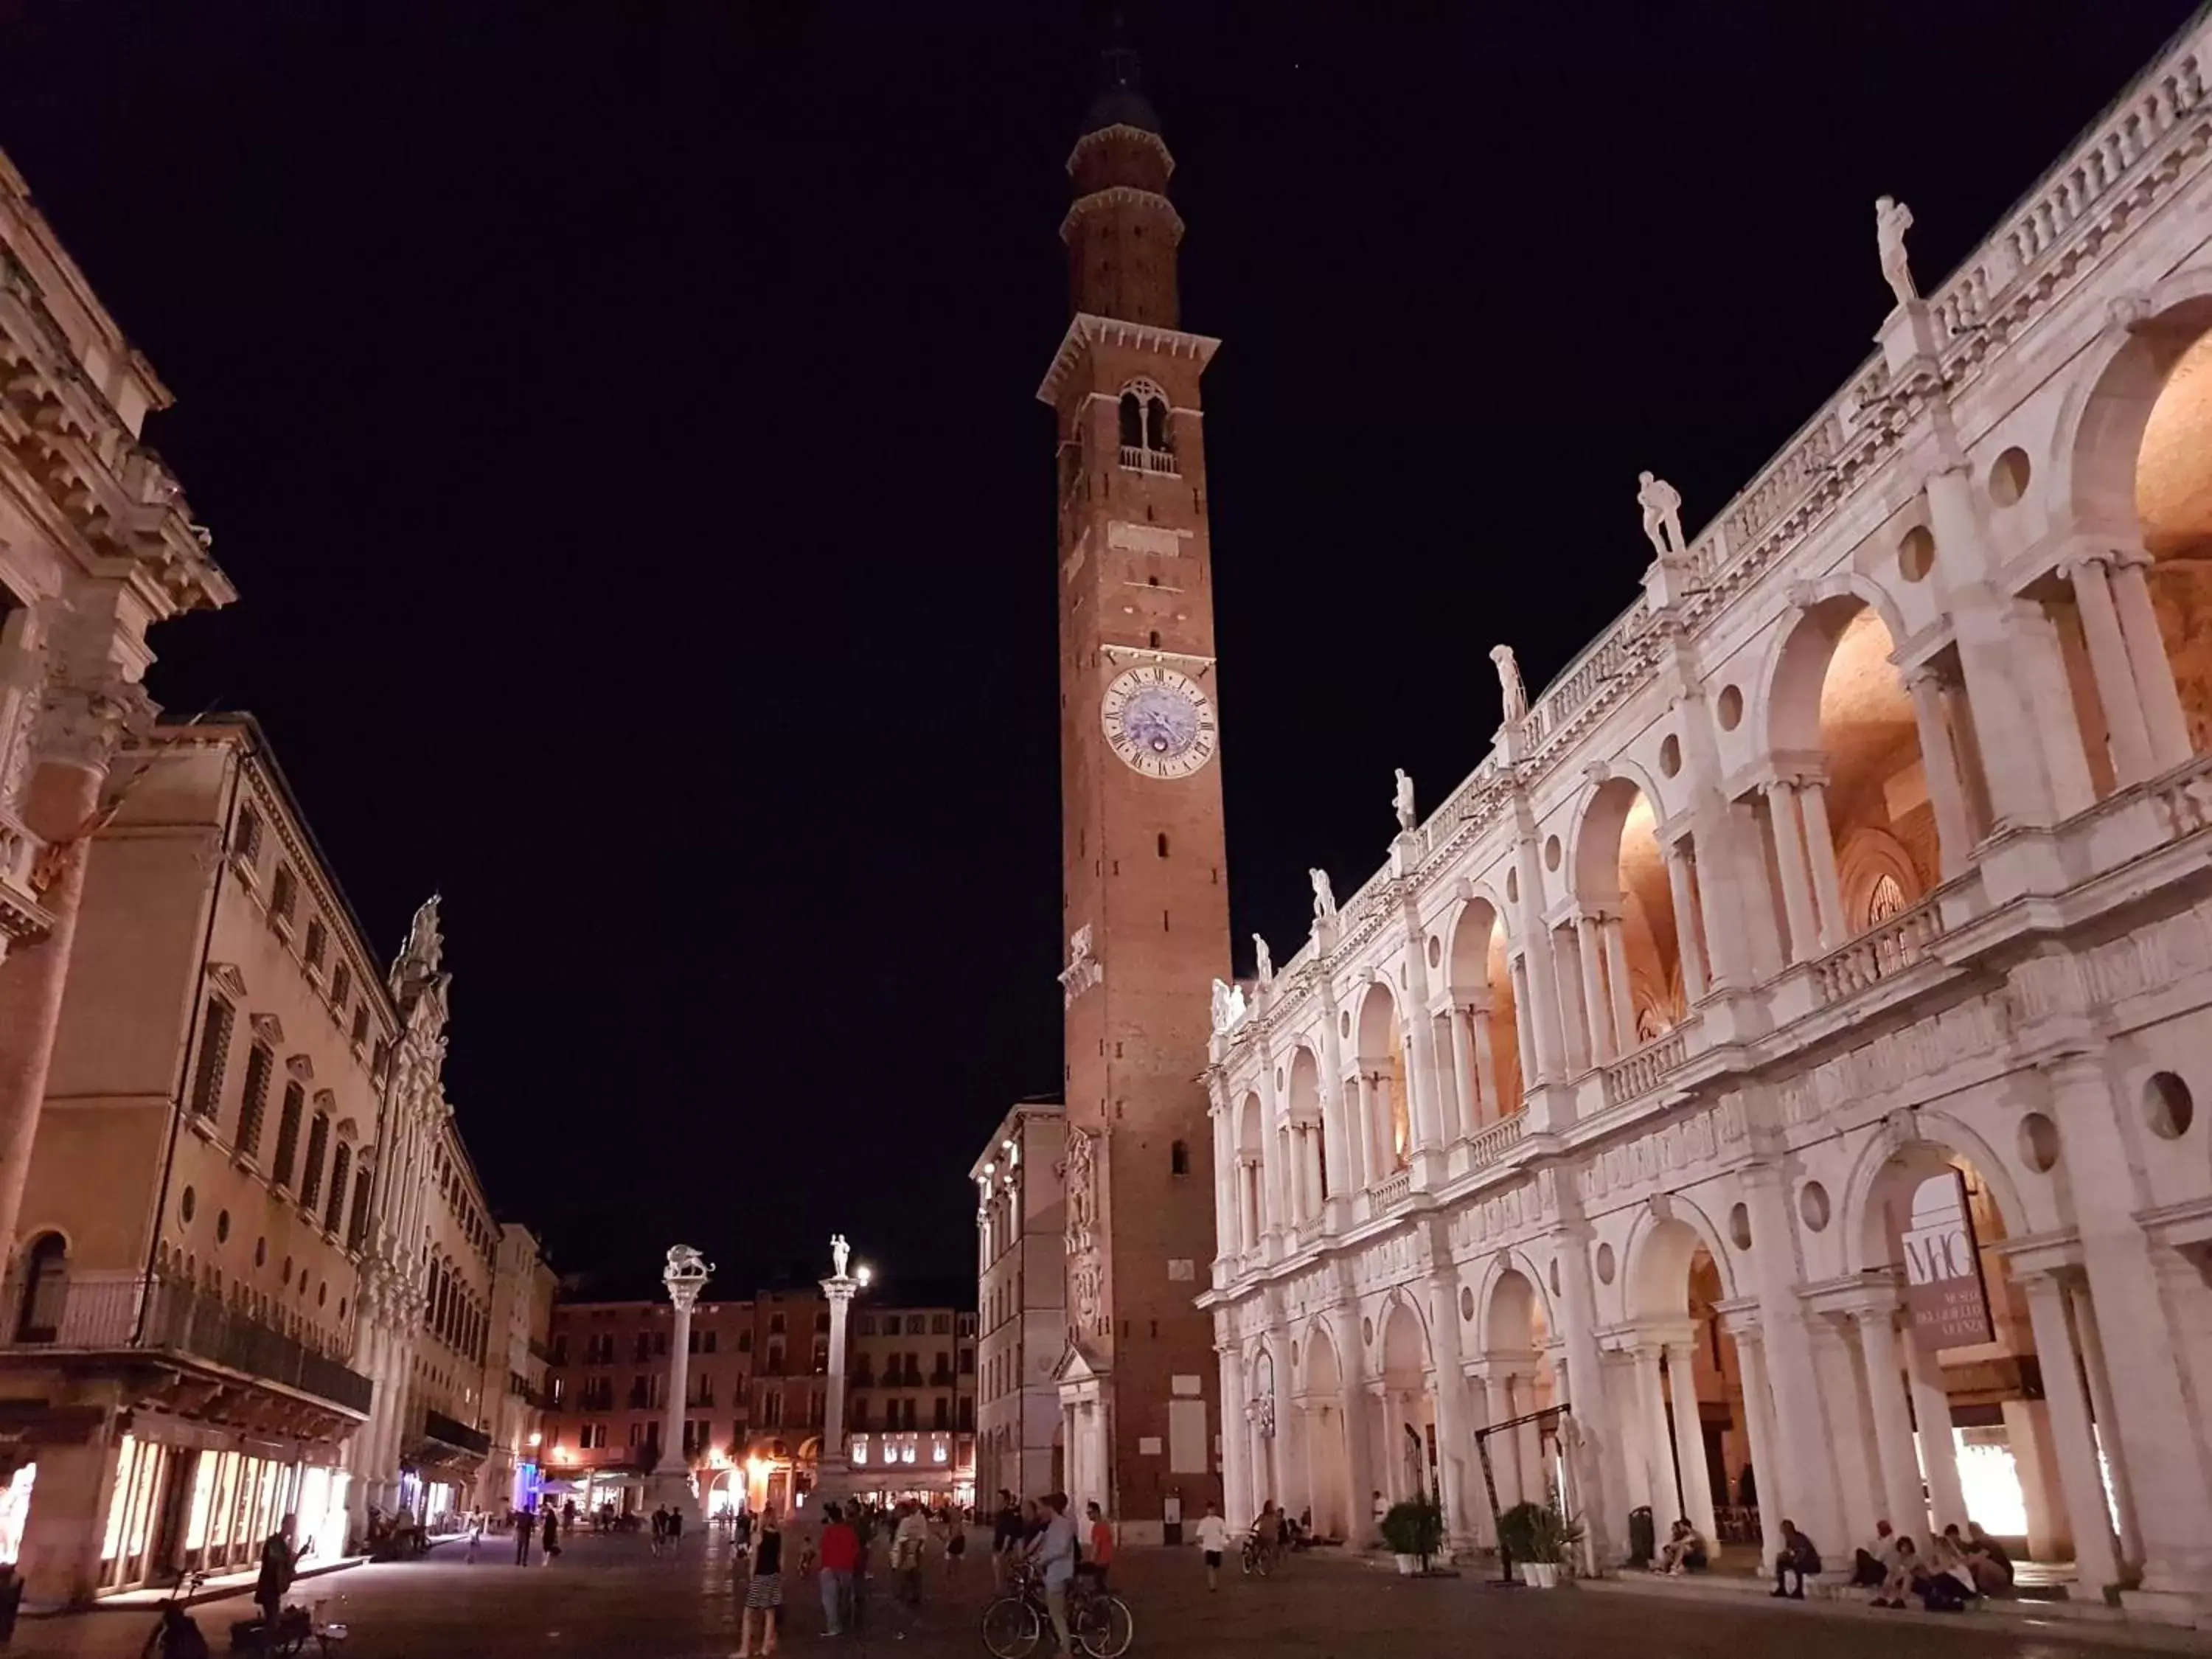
xmin=7 ymin=1531 xmax=2205 ymax=1659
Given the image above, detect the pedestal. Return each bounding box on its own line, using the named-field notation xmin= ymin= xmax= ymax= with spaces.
xmin=647 ymin=1467 xmax=702 ymax=1526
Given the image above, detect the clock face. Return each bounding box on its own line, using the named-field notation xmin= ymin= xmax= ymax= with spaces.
xmin=1102 ymin=666 xmax=1217 ymax=779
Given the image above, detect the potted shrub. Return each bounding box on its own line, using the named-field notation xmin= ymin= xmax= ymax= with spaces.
xmin=1520 ymin=1504 xmax=1585 ymax=1588
xmin=1380 ymin=1497 xmax=1445 ymax=1576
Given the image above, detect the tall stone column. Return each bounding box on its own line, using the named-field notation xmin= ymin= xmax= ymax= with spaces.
xmin=1353 ymin=1071 xmax=1380 ymax=1190
xmin=652 ymin=1244 xmax=712 ymax=1523
xmin=1722 ymin=1320 xmax=1776 ymax=1565
xmin=1447 ymin=1005 xmax=1480 ymax=1138
xmin=0 ymin=668 xmax=140 ymax=1279
xmin=1904 ymin=669 xmax=1975 ymax=877
xmin=1762 ymin=782 xmax=1820 ymax=963
xmin=1573 ymin=916 xmax=1613 ymax=1064
xmin=1337 ymin=1315 xmax=1377 ymax=1545
xmin=1850 ymin=1300 xmax=1927 ymax=1536
xmin=1739 ymin=1162 xmax=1845 ymax=1547
xmin=1551 ymin=1230 xmax=1622 ymax=1563
xmin=1631 ymin=1345 xmax=1681 ymax=1522
xmin=1600 ymin=915 xmax=1637 ymax=1054
xmin=1660 ymin=840 xmax=1708 ymax=1004
xmin=1218 ymin=1343 xmax=1250 ymax=1525
xmin=2069 ymin=554 xmax=2155 ymax=785
xmin=1422 ymin=1262 xmax=1475 ymax=1544
xmin=1904 ymin=1333 xmax=1966 ymax=1531
xmin=1795 ymin=779 xmax=1847 ymax=947
xmin=2108 ymin=550 xmax=2191 ymax=769
xmin=816 ymin=1234 xmax=868 ymax=1503
xmin=1470 ymin=1008 xmax=1498 ymax=1119
xmin=2017 ymin=1273 xmax=2119 ymax=1593
xmin=1663 ymin=1339 xmax=1716 ymax=1541
xmin=2067 ymin=1281 xmax=2141 ymax=1565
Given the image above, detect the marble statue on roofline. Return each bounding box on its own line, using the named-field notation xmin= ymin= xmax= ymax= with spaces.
xmin=1876 ymin=195 xmax=1918 ymax=308
xmin=1309 ymin=867 xmax=1338 ymax=922
xmin=1253 ymin=933 xmax=1274 ymax=988
xmin=1490 ymin=644 xmax=1528 ymax=724
xmin=1638 ymin=470 xmax=1686 ymax=560
xmin=1394 ymin=768 xmax=1416 ymax=833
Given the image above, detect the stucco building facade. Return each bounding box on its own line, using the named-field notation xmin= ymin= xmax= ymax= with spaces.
xmin=973 ymin=1102 xmax=1067 ymax=1504
xmin=1201 ymin=17 xmax=2212 ymax=1618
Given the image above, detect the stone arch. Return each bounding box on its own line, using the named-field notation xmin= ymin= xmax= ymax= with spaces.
xmin=1286 ymin=1044 xmax=1329 ymax=1206
xmin=1840 ymin=1108 xmax=2036 ymax=1276
xmin=1764 ymin=581 xmax=1918 ymax=756
xmin=1376 ymin=1290 xmax=1432 ymax=1384
xmin=2048 ymin=272 xmax=2212 ymax=762
xmin=1568 ymin=761 xmax=1687 ymax=1050
xmin=1352 ymin=978 xmax=1410 ymax=1175
xmin=1478 ymin=1254 xmax=1553 ymax=1358
xmin=1835 ymin=824 xmax=1922 ymax=933
xmin=1298 ymin=1314 xmax=1344 ymax=1398
xmin=1444 ymin=891 xmax=1522 ymax=1119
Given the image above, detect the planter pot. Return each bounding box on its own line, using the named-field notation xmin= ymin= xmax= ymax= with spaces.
xmin=1393 ymin=1553 xmax=1419 ymax=1576
xmin=1528 ymin=1562 xmax=1562 ymax=1589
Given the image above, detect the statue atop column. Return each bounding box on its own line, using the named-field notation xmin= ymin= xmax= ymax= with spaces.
xmin=830 ymin=1233 xmax=850 ymax=1280
xmin=1309 ymin=867 xmax=1338 ymax=922
xmin=1490 ymin=645 xmax=1528 ymax=724
xmin=1393 ymin=768 xmax=1417 ymax=833
xmin=1637 ymin=472 xmax=1686 ymax=560
xmin=1875 ymin=195 xmax=1918 ymax=308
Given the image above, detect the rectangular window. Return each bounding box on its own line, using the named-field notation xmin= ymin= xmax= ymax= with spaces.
xmin=905 ymin=1315 xmax=925 ymax=1335
xmin=703 ymin=1330 xmax=717 ymax=1354
xmin=270 ymin=865 xmax=298 ymax=925
xmin=330 ymin=961 xmax=352 ymax=1009
xmin=299 ymin=1113 xmax=330 ymax=1209
xmin=189 ymin=995 xmax=234 ymax=1119
xmin=233 ymin=807 xmax=263 ymax=862
xmin=271 ymin=1083 xmax=305 ymax=1188
xmin=303 ymin=918 xmax=327 ymax=970
xmin=931 ymin=1314 xmax=950 ymax=1335
xmin=349 ymin=1006 xmax=369 ymax=1048
xmin=236 ymin=1045 xmax=274 ymax=1158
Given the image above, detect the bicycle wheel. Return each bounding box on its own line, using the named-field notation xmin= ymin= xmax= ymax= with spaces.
xmin=981 ymin=1594 xmax=1042 ymax=1659
xmin=1240 ymin=1539 xmax=1257 ymax=1574
xmin=1077 ymin=1593 xmax=1134 ymax=1659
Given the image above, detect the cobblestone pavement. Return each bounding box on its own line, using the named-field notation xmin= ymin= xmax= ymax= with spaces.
xmin=7 ymin=1531 xmax=2204 ymax=1658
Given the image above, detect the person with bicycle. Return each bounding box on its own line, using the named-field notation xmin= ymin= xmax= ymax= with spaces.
xmin=1247 ymin=1498 xmax=1283 ymax=1575
xmin=1024 ymin=1492 xmax=1078 ymax=1653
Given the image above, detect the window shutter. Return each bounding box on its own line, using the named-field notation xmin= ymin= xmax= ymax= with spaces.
xmin=237 ymin=1044 xmax=274 ymax=1156
xmin=189 ymin=996 xmax=234 ymax=1119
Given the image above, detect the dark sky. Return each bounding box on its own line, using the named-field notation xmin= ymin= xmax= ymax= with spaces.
xmin=0 ymin=1 xmax=2194 ymax=1288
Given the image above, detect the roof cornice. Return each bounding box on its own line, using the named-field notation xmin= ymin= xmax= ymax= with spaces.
xmin=1065 ymin=123 xmax=1175 ymax=180
xmin=1058 ymin=185 xmax=1186 ymax=250
xmin=1036 ymin=312 xmax=1221 ymax=407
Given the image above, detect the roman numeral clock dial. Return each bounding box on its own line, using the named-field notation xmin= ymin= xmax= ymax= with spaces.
xmin=1101 ymin=664 xmax=1217 ymax=779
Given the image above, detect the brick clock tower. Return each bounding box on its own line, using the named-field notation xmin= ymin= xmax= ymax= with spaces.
xmin=1038 ymin=41 xmax=1227 ymax=1540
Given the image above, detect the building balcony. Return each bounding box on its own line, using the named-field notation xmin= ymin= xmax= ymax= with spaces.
xmin=421 ymin=1408 xmax=492 ymax=1458
xmin=1117 ymin=444 xmax=1178 ymax=477
xmin=0 ymin=1272 xmax=372 ymax=1417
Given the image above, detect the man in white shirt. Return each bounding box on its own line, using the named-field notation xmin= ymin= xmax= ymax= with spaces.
xmin=1025 ymin=1492 xmax=1079 ymax=1651
xmin=893 ymin=1503 xmax=931 ymax=1606
xmin=1193 ymin=1499 xmax=1232 ymax=1593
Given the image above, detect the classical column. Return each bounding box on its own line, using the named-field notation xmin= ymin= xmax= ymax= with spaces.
xmin=1661 ymin=840 xmax=1708 ymax=1004
xmin=1353 ymin=1072 xmax=1380 ymax=1189
xmin=1600 ymin=914 xmax=1637 ymax=1053
xmin=1796 ymin=778 xmax=1848 ymax=948
xmin=1338 ymin=1312 xmax=1379 ymax=1544
xmin=0 ymin=667 xmax=142 ymax=1279
xmin=1219 ymin=1346 xmax=1250 ymax=1526
xmin=2070 ymin=554 xmax=2155 ymax=785
xmin=1851 ymin=1301 xmax=1928 ymax=1536
xmin=1509 ymin=960 xmax=1540 ymax=1090
xmin=1726 ymin=1324 xmax=1777 ymax=1565
xmin=653 ymin=1244 xmax=713 ymax=1522
xmin=1209 ymin=1096 xmax=1237 ymax=1269
xmin=1424 ymin=1267 xmax=1475 ymax=1542
xmin=1739 ymin=1163 xmax=1845 ymax=1547
xmin=1237 ymin=1155 xmax=1259 ymax=1253
xmin=1299 ymin=1124 xmax=1324 ymax=1222
xmin=1377 ymin=1389 xmax=1405 ymax=1503
xmin=1762 ymin=782 xmax=1820 ymax=964
xmin=1904 ymin=669 xmax=1975 ymax=878
xmin=1904 ymin=1334 xmax=1966 ymax=1531
xmin=2067 ymin=1281 xmax=2141 ymax=1565
xmin=1470 ymin=1007 xmax=1498 ymax=1119
xmin=2018 ymin=1274 xmax=2120 ymax=1593
xmin=1447 ymin=1004 xmax=1481 ymax=1138
xmin=1552 ymin=1234 xmax=1621 ymax=1563
xmin=1632 ymin=1345 xmax=1682 ymax=1522
xmin=1483 ymin=1371 xmax=1522 ymax=1507
xmin=1573 ymin=916 xmax=1613 ymax=1064
xmin=2109 ymin=550 xmax=2192 ymax=769
xmin=1663 ymin=1339 xmax=1717 ymax=1542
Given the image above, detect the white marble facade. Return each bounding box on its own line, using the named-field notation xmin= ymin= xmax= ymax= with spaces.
xmin=1202 ymin=22 xmax=2212 ymax=1618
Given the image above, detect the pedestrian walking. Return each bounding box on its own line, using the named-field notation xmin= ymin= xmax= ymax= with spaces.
xmin=1194 ymin=1499 xmax=1231 ymax=1592
xmin=254 ymin=1513 xmax=299 ymax=1637
xmin=893 ymin=1502 xmax=928 ymax=1606
xmin=463 ymin=1510 xmax=483 ymax=1565
xmin=540 ymin=1504 xmax=561 ymax=1565
xmin=817 ymin=1503 xmax=858 ymax=1637
xmin=512 ymin=1506 xmax=533 ymax=1566
xmin=650 ymin=1506 xmax=667 ymax=1558
xmin=665 ymin=1503 xmax=684 ymax=1558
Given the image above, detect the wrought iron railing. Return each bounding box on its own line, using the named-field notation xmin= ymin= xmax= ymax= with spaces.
xmin=0 ymin=1273 xmax=372 ymax=1413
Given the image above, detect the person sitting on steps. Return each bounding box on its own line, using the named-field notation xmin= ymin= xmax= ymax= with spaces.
xmin=1655 ymin=1517 xmax=1708 ymax=1575
xmin=1769 ymin=1518 xmax=1821 ymax=1599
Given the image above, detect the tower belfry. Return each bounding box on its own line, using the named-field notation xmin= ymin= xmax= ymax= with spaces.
xmin=1040 ymin=32 xmax=1228 ymax=1536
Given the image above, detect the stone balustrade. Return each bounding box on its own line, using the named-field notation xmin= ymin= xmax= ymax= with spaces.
xmin=1602 ymin=1026 xmax=1693 ymax=1107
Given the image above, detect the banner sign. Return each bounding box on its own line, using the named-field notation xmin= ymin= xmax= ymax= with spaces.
xmin=1896 ymin=1169 xmax=1994 ymax=1352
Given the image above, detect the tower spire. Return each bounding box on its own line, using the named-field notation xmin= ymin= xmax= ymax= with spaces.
xmin=1062 ymin=15 xmax=1181 ymax=327
xmin=1083 ymin=12 xmax=1161 ymax=138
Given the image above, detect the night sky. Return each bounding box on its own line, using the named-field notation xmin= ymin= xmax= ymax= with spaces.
xmin=0 ymin=1 xmax=2194 ymax=1290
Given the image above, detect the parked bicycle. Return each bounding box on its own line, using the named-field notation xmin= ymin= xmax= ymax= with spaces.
xmin=980 ymin=1559 xmax=1133 ymax=1658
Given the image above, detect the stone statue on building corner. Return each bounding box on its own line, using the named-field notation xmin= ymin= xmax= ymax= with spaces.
xmin=1876 ymin=195 xmax=1918 ymax=308
xmin=1309 ymin=867 xmax=1338 ymax=922
xmin=1253 ymin=933 xmax=1273 ymax=989
xmin=1637 ymin=471 xmax=1686 ymax=560
xmin=1490 ymin=644 xmax=1528 ymax=724
xmin=830 ymin=1233 xmax=849 ymax=1279
xmin=1211 ymin=978 xmax=1245 ymax=1034
xmin=1393 ymin=768 xmax=1416 ymax=833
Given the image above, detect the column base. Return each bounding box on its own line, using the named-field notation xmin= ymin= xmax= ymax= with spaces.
xmin=646 ymin=1467 xmax=701 ymax=1526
